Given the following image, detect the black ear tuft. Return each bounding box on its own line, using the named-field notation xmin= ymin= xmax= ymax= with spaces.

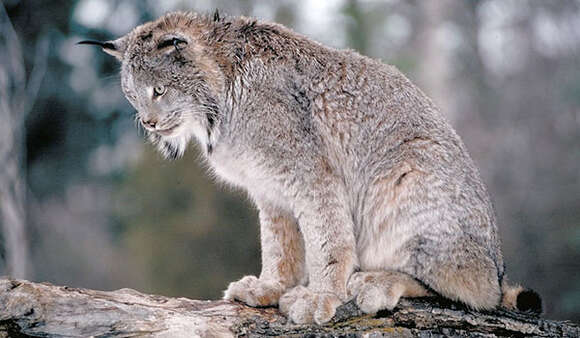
xmin=77 ymin=39 xmax=116 ymax=50
xmin=213 ymin=9 xmax=221 ymax=22
xmin=517 ymin=289 xmax=542 ymax=314
xmin=78 ymin=37 xmax=127 ymax=60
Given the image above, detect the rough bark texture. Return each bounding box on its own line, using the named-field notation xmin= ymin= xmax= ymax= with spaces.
xmin=0 ymin=279 xmax=577 ymax=337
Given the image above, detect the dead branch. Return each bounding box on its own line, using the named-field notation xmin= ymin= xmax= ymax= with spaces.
xmin=0 ymin=279 xmax=578 ymax=337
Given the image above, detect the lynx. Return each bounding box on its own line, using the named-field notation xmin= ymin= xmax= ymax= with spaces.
xmin=81 ymin=11 xmax=541 ymax=324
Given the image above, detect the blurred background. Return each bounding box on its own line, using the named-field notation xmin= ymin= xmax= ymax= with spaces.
xmin=1 ymin=0 xmax=579 ymax=322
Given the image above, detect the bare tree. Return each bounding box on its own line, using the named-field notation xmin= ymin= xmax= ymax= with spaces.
xmin=0 ymin=4 xmax=47 ymax=279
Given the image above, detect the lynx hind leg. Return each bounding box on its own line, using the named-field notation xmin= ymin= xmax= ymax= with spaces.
xmin=409 ymin=237 xmax=503 ymax=311
xmin=347 ymin=271 xmax=431 ymax=314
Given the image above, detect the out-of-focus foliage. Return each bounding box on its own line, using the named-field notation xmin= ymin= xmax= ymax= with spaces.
xmin=114 ymin=147 xmax=259 ymax=299
xmin=2 ymin=0 xmax=579 ymax=321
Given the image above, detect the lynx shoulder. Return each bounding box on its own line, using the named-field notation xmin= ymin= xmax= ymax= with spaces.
xmin=81 ymin=11 xmax=541 ymax=324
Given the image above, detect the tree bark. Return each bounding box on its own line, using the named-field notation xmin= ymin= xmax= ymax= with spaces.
xmin=0 ymin=279 xmax=578 ymax=337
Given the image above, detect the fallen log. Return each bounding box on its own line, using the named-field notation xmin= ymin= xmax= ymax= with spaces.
xmin=0 ymin=279 xmax=577 ymax=337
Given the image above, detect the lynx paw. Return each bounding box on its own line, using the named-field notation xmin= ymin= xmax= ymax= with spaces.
xmin=347 ymin=272 xmax=404 ymax=314
xmin=223 ymin=275 xmax=283 ymax=307
xmin=279 ymin=286 xmax=343 ymax=324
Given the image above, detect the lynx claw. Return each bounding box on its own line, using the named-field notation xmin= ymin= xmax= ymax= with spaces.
xmin=223 ymin=275 xmax=283 ymax=307
xmin=279 ymin=286 xmax=343 ymax=325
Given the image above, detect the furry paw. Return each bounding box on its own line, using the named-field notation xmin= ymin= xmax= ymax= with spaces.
xmin=356 ymin=283 xmax=402 ymax=314
xmin=223 ymin=275 xmax=283 ymax=307
xmin=347 ymin=272 xmax=404 ymax=314
xmin=279 ymin=286 xmax=343 ymax=324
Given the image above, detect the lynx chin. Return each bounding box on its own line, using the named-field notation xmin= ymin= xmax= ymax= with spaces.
xmin=81 ymin=10 xmax=541 ymax=324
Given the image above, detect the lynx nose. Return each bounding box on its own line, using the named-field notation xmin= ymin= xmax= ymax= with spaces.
xmin=141 ymin=117 xmax=158 ymax=129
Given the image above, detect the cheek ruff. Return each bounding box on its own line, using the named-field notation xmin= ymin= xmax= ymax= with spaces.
xmin=152 ymin=123 xmax=194 ymax=160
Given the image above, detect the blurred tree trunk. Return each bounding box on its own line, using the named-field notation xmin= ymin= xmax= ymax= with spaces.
xmin=415 ymin=0 xmax=456 ymax=122
xmin=0 ymin=4 xmax=47 ymax=279
xmin=344 ymin=0 xmax=370 ymax=55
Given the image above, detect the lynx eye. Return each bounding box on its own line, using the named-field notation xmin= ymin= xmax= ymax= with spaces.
xmin=153 ymin=85 xmax=166 ymax=98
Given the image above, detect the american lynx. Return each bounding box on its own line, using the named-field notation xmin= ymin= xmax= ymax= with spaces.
xmin=81 ymin=11 xmax=541 ymax=324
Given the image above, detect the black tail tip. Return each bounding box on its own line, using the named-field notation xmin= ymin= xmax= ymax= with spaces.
xmin=517 ymin=289 xmax=542 ymax=314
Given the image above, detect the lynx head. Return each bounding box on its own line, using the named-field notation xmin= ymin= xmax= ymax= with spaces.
xmin=80 ymin=12 xmax=224 ymax=159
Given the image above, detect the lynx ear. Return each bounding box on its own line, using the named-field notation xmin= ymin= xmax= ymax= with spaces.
xmin=78 ymin=36 xmax=128 ymax=61
xmin=156 ymin=34 xmax=188 ymax=53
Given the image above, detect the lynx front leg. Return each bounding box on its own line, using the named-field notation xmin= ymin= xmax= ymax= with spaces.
xmin=279 ymin=172 xmax=357 ymax=324
xmin=224 ymin=204 xmax=304 ymax=307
